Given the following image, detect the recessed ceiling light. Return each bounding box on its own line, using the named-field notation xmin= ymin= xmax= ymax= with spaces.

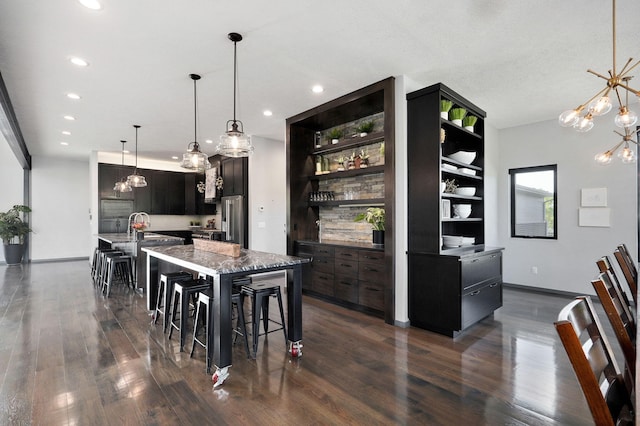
xmin=312 ymin=85 xmax=324 ymax=93
xmin=66 ymin=93 xmax=81 ymax=100
xmin=263 ymin=110 xmax=273 ymax=117
xmin=62 ymin=131 xmax=71 ymax=135
xmin=171 ymin=156 xmax=179 ymax=160
xmin=205 ymin=139 xmax=213 ymax=144
xmin=69 ymin=57 xmax=89 ymax=67
xmin=63 ymin=115 xmax=76 ymax=121
xmin=60 ymin=142 xmax=69 ymax=146
xmin=78 ymin=0 xmax=102 ymax=10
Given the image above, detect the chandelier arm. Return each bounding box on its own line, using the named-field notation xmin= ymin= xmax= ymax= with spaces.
xmin=586 ymin=69 xmax=611 ymax=81
xmin=617 ymin=57 xmax=636 ymax=77
xmin=613 ymin=86 xmax=624 ymax=108
xmin=614 ymin=129 xmax=625 ymax=138
xmin=616 ymin=82 xmax=640 ymax=98
xmin=579 ymin=86 xmax=613 ymax=110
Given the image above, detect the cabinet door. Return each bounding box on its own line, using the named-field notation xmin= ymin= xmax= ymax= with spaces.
xmin=184 ymin=174 xmax=197 ymax=215
xmin=166 ymin=172 xmax=185 ymax=214
xmin=151 ymin=170 xmax=168 ymax=214
xmin=134 ymin=170 xmax=152 ymax=212
xmin=99 ymin=164 xmax=133 ymax=200
xmin=221 ymin=158 xmax=235 ymax=196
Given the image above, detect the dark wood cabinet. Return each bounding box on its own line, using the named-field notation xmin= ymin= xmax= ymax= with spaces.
xmin=286 ymin=77 xmax=396 ymax=324
xmin=406 ymin=83 xmax=503 ymax=337
xmin=221 ymin=157 xmax=248 ymax=197
xmin=184 ymin=174 xmax=216 ymax=215
xmin=99 ymin=163 xmax=133 ymax=200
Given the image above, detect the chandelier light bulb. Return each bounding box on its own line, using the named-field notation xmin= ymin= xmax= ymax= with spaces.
xmin=574 ymin=114 xmax=594 ymax=132
xmin=559 ymin=109 xmax=580 ymax=127
xmin=588 ymin=96 xmax=613 ymax=116
xmin=594 ymin=151 xmax=613 ymax=165
xmin=614 ymin=107 xmax=638 ymax=128
xmin=618 ymin=145 xmax=637 ymax=163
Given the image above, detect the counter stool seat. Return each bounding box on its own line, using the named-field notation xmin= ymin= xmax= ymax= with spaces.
xmin=101 ymin=254 xmax=134 ymax=297
xmin=154 ymin=272 xmax=193 ymax=332
xmin=168 ymin=278 xmax=210 ymax=351
xmin=241 ymin=280 xmax=287 ymax=358
xmin=92 ymin=248 xmax=120 ymax=285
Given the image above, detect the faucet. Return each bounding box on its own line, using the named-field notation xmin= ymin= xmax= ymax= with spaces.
xmin=128 ymin=212 xmax=151 ymax=237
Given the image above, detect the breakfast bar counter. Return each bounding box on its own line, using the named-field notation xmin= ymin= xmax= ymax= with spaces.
xmin=142 ymin=244 xmax=309 ymax=386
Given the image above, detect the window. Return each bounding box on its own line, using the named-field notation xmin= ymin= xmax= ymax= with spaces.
xmin=509 ymin=165 xmax=557 ymax=239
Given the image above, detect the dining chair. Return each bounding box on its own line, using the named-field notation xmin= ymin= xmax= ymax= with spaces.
xmin=591 ymin=272 xmax=636 ymax=385
xmin=614 ymin=244 xmax=638 ymax=305
xmin=554 ymin=296 xmax=633 ymax=426
xmin=596 ymin=255 xmax=635 ymax=319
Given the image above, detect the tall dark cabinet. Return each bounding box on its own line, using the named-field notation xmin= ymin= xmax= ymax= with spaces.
xmin=286 ymin=77 xmax=395 ymax=324
xmin=407 ymin=83 xmax=503 ymax=337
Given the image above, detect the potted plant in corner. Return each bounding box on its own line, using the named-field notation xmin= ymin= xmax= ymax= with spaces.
xmin=0 ymin=204 xmax=32 ymax=265
xmin=354 ymin=207 xmax=385 ymax=245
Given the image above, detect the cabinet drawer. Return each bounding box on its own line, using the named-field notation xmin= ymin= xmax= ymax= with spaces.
xmin=461 ymin=252 xmax=502 ymax=290
xmin=313 ymin=245 xmax=335 ymax=257
xmin=313 ymin=256 xmax=334 ymax=274
xmin=359 ymin=250 xmax=384 ymax=263
xmin=335 ymin=275 xmax=358 ymax=303
xmin=334 ymin=258 xmax=358 ymax=277
xmin=295 ymin=243 xmax=314 ymax=257
xmin=312 ymin=271 xmax=334 ymax=296
xmin=461 ymin=281 xmax=502 ymax=329
xmin=359 ymin=262 xmax=385 ymax=284
xmin=359 ymin=281 xmax=384 ymax=311
xmin=335 ymin=247 xmax=359 ymax=260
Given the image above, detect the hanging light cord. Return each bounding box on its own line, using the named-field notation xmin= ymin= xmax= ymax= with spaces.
xmin=134 ymin=125 xmax=140 ymax=172
xmin=233 ymin=38 xmax=237 ymax=122
xmin=193 ymin=77 xmax=198 ymax=145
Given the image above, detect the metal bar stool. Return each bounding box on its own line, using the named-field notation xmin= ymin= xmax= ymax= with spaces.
xmin=91 ymin=248 xmax=119 ymax=284
xmin=191 ymin=286 xmax=251 ymax=372
xmin=96 ymin=250 xmax=124 ymax=288
xmin=154 ymin=272 xmax=193 ymax=332
xmin=101 ymin=254 xmax=134 ymax=297
xmin=168 ymin=278 xmax=210 ymax=351
xmin=240 ymin=280 xmax=287 ymax=358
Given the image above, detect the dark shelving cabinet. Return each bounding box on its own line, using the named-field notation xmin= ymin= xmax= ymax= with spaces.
xmin=407 ymin=83 xmax=503 ymax=337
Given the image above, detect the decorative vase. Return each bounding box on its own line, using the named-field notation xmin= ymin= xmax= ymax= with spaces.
xmin=3 ymin=243 xmax=25 ymax=265
xmin=355 ymin=157 xmax=362 ymax=169
xmin=331 ymin=138 xmax=339 ymax=145
xmin=373 ymin=230 xmax=384 ymax=245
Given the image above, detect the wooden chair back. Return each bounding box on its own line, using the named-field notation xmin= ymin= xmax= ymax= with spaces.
xmin=596 ymin=255 xmax=634 ymax=316
xmin=591 ymin=272 xmax=636 ymax=382
xmin=554 ymin=296 xmax=633 ymax=426
xmin=614 ymin=244 xmax=638 ymax=305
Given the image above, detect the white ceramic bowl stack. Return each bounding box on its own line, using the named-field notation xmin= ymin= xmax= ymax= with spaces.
xmin=449 ymin=151 xmax=476 ymax=165
xmin=453 ymin=204 xmax=472 ymax=218
xmin=454 ymin=187 xmax=476 ymax=196
xmin=442 ymin=235 xmax=463 ymax=247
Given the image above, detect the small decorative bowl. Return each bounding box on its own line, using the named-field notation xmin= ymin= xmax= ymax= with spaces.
xmin=454 ymin=187 xmax=476 ymax=196
xmin=449 ymin=151 xmax=476 ymax=164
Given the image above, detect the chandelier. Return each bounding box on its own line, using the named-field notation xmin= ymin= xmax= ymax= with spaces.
xmin=126 ymin=125 xmax=147 ymax=187
xmin=181 ymin=74 xmax=211 ymax=171
xmin=558 ymin=0 xmax=639 ymax=133
xmin=114 ymin=140 xmax=132 ymax=192
xmin=216 ymin=32 xmax=254 ymax=158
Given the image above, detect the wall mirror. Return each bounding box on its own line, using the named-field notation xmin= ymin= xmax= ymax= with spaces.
xmin=509 ymin=164 xmax=557 ymax=239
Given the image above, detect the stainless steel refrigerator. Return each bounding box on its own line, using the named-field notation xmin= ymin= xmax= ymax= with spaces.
xmin=221 ymin=195 xmax=245 ymax=247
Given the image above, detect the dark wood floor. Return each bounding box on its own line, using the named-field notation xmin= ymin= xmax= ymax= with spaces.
xmin=0 ymin=260 xmax=610 ymax=425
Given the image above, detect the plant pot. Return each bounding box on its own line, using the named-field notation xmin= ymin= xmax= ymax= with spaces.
xmin=440 ymin=111 xmax=449 ymax=119
xmin=359 ymin=132 xmax=368 ymax=137
xmin=354 ymin=157 xmax=362 ymax=169
xmin=452 ymin=119 xmax=462 ymax=126
xmin=3 ymin=243 xmax=25 ymax=265
xmin=331 ymin=138 xmax=339 ymax=145
xmin=464 ymin=126 xmax=474 ymax=132
xmin=372 ymin=230 xmax=384 ymax=246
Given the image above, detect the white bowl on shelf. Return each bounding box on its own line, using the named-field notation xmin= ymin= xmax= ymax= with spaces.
xmin=442 ymin=163 xmax=457 ymax=171
xmin=442 ymin=235 xmax=463 ymax=247
xmin=441 ymin=182 xmax=446 ymax=193
xmin=461 ymin=237 xmax=476 ymax=246
xmin=459 ymin=168 xmax=476 ymax=176
xmin=452 ymin=204 xmax=472 ymax=218
xmin=454 ymin=187 xmax=476 ymax=196
xmin=449 ymin=151 xmax=476 ymax=164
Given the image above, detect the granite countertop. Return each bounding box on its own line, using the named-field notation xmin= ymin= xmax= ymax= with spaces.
xmin=142 ymin=244 xmax=309 ymax=275
xmin=97 ymin=233 xmax=185 ymax=244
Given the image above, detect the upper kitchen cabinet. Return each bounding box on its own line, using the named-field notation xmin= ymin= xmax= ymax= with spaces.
xmin=99 ymin=163 xmax=133 ymax=200
xmin=286 ymin=77 xmax=395 ymax=324
xmin=220 ymin=157 xmax=248 ymax=197
xmin=151 ymin=170 xmax=185 ymax=215
xmin=184 ymin=173 xmax=216 ymax=215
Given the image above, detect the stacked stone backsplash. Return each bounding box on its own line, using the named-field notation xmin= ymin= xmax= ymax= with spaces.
xmin=318 ymin=173 xmax=384 ymax=243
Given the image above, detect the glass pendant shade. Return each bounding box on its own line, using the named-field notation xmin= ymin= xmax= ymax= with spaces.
xmin=614 ymin=107 xmax=638 ymax=128
xmin=127 ymin=125 xmax=147 ymax=187
xmin=115 ymin=140 xmax=133 ymax=192
xmin=217 ymin=32 xmax=253 ymax=158
xmin=618 ymin=144 xmax=636 ymax=163
xmin=574 ymin=114 xmax=594 ymax=132
xmin=588 ymin=96 xmax=613 ymax=116
xmin=594 ymin=150 xmax=613 ymax=165
xmin=181 ymin=142 xmax=211 ymax=170
xmin=559 ymin=109 xmax=580 ymax=127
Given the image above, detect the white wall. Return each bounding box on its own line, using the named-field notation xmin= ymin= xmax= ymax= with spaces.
xmin=394 ymin=75 xmax=409 ymax=325
xmin=497 ymin=119 xmax=637 ymax=294
xmin=0 ymin=134 xmax=25 ymax=263
xmin=248 ymin=136 xmax=286 ymax=254
xmin=31 ymin=155 xmax=91 ymax=261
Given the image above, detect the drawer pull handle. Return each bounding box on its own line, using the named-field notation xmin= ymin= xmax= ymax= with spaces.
xmin=339 ymin=281 xmax=352 ymax=286
xmin=471 ymin=259 xmax=479 ymax=263
xmin=470 ymin=290 xmax=481 ymax=296
xmin=364 ymin=267 xmax=379 ymax=272
xmin=319 ymin=276 xmax=328 ymax=281
xmin=489 ymin=283 xmax=498 ymax=288
xmin=340 ymin=253 xmax=353 ymax=257
xmin=340 ymin=264 xmax=353 ymax=267
xmin=366 ymin=287 xmax=381 ymax=292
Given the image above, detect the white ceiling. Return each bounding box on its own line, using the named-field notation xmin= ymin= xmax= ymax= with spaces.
xmin=0 ymin=0 xmax=639 ymax=163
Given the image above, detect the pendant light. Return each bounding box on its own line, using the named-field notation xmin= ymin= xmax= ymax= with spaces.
xmin=216 ymin=32 xmax=254 ymax=158
xmin=181 ymin=74 xmax=212 ymax=171
xmin=114 ymin=140 xmax=132 ymax=192
xmin=126 ymin=124 xmax=147 ymax=187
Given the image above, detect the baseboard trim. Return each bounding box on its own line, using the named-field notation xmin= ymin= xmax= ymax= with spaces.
xmin=29 ymin=257 xmax=90 ymax=264
xmin=503 ymin=282 xmax=591 ymax=298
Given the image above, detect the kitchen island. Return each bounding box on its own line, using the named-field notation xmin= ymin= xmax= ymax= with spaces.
xmin=142 ymin=244 xmax=309 ymax=386
xmin=97 ymin=232 xmax=184 ymax=291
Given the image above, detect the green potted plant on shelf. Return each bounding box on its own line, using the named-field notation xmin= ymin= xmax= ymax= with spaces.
xmin=327 ymin=128 xmax=343 ymax=144
xmin=356 ymin=120 xmax=375 ymax=137
xmin=354 ymin=207 xmax=385 ymax=245
xmin=0 ymin=204 xmax=32 ymax=265
xmin=463 ymin=115 xmax=478 ymax=132
xmin=440 ymin=99 xmax=453 ymax=119
xmin=449 ymin=107 xmax=467 ymax=126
